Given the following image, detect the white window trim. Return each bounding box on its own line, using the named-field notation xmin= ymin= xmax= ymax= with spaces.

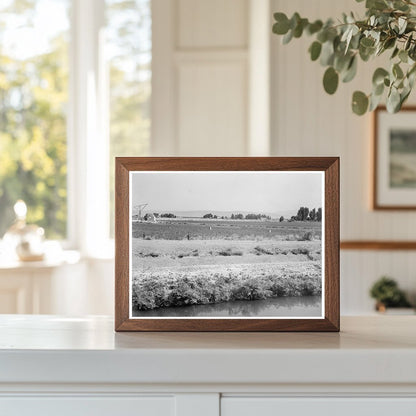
xmin=68 ymin=0 xmax=112 ymax=258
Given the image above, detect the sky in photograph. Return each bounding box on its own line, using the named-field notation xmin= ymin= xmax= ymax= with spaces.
xmin=131 ymin=171 xmax=323 ymax=216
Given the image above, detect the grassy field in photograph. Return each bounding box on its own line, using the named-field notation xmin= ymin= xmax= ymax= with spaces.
xmin=133 ymin=218 xmax=321 ymax=241
xmin=131 ymin=219 xmax=322 ymax=313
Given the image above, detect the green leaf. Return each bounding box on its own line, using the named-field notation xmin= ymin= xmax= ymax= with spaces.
xmin=391 ymin=47 xmax=399 ymax=59
xmin=359 ymin=46 xmax=374 ymax=62
xmin=293 ymin=18 xmax=308 ymax=38
xmin=405 ymin=34 xmax=413 ymax=51
xmin=282 ymin=29 xmax=293 ymax=44
xmin=398 ymin=17 xmax=407 ymax=34
xmin=409 ymin=45 xmax=416 ymax=61
xmin=393 ymin=0 xmax=409 ymax=11
xmin=366 ymin=0 xmax=386 ymax=9
xmin=309 ymin=41 xmax=322 ymax=61
xmin=374 ymin=82 xmax=384 ymax=96
xmin=307 ymin=20 xmax=323 ymax=35
xmin=393 ymin=63 xmax=404 ymax=79
xmin=320 ymin=41 xmax=335 ymax=66
xmin=372 ymin=68 xmax=389 ymax=86
xmin=369 ymin=92 xmax=383 ymax=111
xmin=352 ymin=91 xmax=369 ymax=115
xmin=334 ymin=52 xmax=351 ymax=72
xmin=342 ymin=56 xmax=357 ymax=82
xmin=386 ymin=87 xmax=401 ymax=113
xmin=399 ymin=49 xmax=408 ymax=63
xmin=290 ymin=12 xmax=301 ymax=30
xmin=360 ymin=37 xmax=375 ymax=48
xmin=317 ymin=30 xmax=328 ymax=43
xmin=323 ymin=67 xmax=339 ymax=94
xmin=383 ymin=37 xmax=396 ymax=50
xmin=366 ymin=0 xmax=388 ymax=10
xmin=400 ymin=88 xmax=411 ymax=106
xmin=273 ymin=13 xmax=290 ymax=35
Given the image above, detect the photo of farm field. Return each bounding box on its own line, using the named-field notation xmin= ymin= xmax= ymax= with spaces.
xmin=130 ymin=171 xmax=324 ymax=318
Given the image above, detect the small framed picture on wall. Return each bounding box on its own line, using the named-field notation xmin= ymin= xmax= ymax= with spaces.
xmin=115 ymin=157 xmax=339 ymax=332
xmin=374 ymin=106 xmax=416 ymax=209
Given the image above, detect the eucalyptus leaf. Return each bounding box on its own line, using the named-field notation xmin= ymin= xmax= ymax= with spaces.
xmin=383 ymin=37 xmax=396 ymax=49
xmin=352 ymin=91 xmax=369 ymax=115
xmin=391 ymin=47 xmax=399 ymax=59
xmin=366 ymin=0 xmax=388 ymax=9
xmin=309 ymin=41 xmax=322 ymax=61
xmin=393 ymin=0 xmax=409 ymax=11
xmin=342 ymin=56 xmax=357 ymax=82
xmin=399 ymin=49 xmax=408 ymax=63
xmin=398 ymin=17 xmax=407 ymax=34
xmin=405 ymin=33 xmax=413 ymax=50
xmin=334 ymin=52 xmax=351 ymax=72
xmin=290 ymin=13 xmax=301 ymax=30
xmin=373 ymin=82 xmax=385 ymax=95
xmin=320 ymin=40 xmax=335 ymax=66
xmin=317 ymin=29 xmax=329 ymax=43
xmin=273 ymin=13 xmax=290 ymax=34
xmin=360 ymin=37 xmax=375 ymax=48
xmin=372 ymin=67 xmax=389 ymax=86
xmin=307 ymin=20 xmax=323 ymax=35
xmin=323 ymin=67 xmax=339 ymax=94
xmin=282 ymin=29 xmax=293 ymax=44
xmin=393 ymin=63 xmax=404 ymax=79
xmin=401 ymin=87 xmax=411 ymax=106
xmin=359 ymin=44 xmax=375 ymax=61
xmin=293 ymin=18 xmax=308 ymax=38
xmin=408 ymin=71 xmax=416 ymax=88
xmin=386 ymin=87 xmax=401 ymax=112
xmin=369 ymin=92 xmax=383 ymax=111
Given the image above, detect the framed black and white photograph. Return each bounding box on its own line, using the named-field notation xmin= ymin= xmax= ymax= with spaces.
xmin=374 ymin=106 xmax=416 ymax=209
xmin=115 ymin=157 xmax=339 ymax=332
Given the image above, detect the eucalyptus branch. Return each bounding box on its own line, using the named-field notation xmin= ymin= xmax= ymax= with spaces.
xmin=272 ymin=0 xmax=416 ymax=115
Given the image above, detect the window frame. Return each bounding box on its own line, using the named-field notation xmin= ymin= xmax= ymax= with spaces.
xmin=67 ymin=0 xmax=111 ymax=257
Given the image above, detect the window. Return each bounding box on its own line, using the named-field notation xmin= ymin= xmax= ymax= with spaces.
xmin=106 ymin=0 xmax=151 ymax=237
xmin=0 ymin=0 xmax=151 ymax=251
xmin=0 ymin=0 xmax=70 ymax=239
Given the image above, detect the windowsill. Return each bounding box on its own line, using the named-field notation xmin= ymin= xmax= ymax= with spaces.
xmin=0 ymin=249 xmax=81 ymax=271
xmin=0 ymin=238 xmax=115 ymax=270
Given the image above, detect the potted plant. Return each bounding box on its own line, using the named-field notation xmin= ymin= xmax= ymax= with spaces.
xmin=369 ymin=276 xmax=413 ymax=313
xmin=272 ymin=0 xmax=416 ymax=115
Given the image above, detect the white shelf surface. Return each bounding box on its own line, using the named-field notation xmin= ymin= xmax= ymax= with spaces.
xmin=0 ymin=315 xmax=415 ymax=387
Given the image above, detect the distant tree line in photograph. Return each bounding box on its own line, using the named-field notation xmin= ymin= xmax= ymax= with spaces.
xmin=290 ymin=207 xmax=322 ymax=222
xmin=147 ymin=208 xmax=321 ymax=222
xmin=202 ymin=213 xmax=272 ymax=220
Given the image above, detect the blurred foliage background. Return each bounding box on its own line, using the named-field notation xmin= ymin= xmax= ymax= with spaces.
xmin=0 ymin=0 xmax=151 ymax=239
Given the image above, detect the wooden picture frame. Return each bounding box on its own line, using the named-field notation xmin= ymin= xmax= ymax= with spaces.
xmin=115 ymin=157 xmax=339 ymax=332
xmin=373 ymin=106 xmax=416 ymax=210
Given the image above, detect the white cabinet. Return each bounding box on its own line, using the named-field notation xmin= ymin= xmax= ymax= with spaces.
xmin=1 ymin=397 xmax=175 ymax=416
xmin=222 ymin=398 xmax=416 ymax=416
xmin=1 ymin=316 xmax=416 ymax=416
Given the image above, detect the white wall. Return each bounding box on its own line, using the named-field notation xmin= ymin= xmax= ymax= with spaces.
xmin=270 ymin=0 xmax=416 ymax=313
xmin=41 ymin=0 xmax=416 ymax=317
xmin=152 ymin=0 xmax=271 ymax=157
